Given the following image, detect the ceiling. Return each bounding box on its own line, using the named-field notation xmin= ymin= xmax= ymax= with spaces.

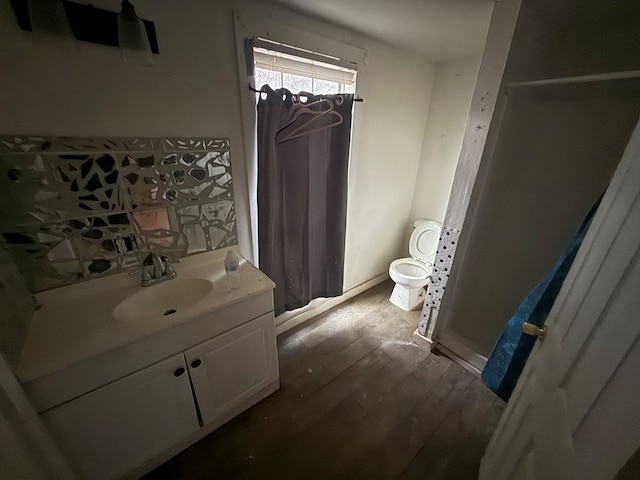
xmin=271 ymin=0 xmax=495 ymax=62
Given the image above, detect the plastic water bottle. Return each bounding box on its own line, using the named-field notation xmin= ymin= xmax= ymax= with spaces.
xmin=225 ymin=250 xmax=240 ymax=290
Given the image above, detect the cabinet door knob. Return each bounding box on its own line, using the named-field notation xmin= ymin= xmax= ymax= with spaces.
xmin=173 ymin=367 xmax=185 ymax=377
xmin=191 ymin=359 xmax=202 ymax=368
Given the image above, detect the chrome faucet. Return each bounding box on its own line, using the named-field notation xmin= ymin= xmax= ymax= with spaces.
xmin=140 ymin=251 xmax=177 ymax=287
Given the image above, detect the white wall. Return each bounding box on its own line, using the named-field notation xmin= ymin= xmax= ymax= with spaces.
xmin=409 ymin=55 xmax=482 ymax=226
xmin=0 ymin=352 xmax=74 ymax=478
xmin=343 ymin=42 xmax=434 ymax=289
xmin=0 ymin=0 xmax=434 ymax=293
xmin=0 ymin=411 xmax=48 ymax=480
xmin=0 ymin=0 xmax=252 ymax=253
xmin=0 ymin=250 xmax=34 ymax=366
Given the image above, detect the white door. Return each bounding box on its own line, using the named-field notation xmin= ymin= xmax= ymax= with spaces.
xmin=480 ymin=121 xmax=640 ymax=480
xmin=185 ymin=312 xmax=279 ymax=425
xmin=42 ymin=353 xmax=199 ymax=480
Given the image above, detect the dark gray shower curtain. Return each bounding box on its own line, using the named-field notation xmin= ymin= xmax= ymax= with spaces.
xmin=257 ymin=87 xmax=354 ymax=315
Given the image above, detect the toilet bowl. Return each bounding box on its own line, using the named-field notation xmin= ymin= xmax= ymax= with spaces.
xmin=389 ymin=219 xmax=442 ymax=311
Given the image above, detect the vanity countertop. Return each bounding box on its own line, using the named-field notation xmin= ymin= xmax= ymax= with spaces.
xmin=15 ymin=248 xmax=275 ymax=384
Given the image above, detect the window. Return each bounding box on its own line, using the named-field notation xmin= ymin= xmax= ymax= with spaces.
xmin=253 ymin=43 xmax=357 ymax=95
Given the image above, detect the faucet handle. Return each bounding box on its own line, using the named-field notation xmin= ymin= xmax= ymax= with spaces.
xmin=142 ymin=252 xmax=166 ymax=264
xmin=142 ymin=252 xmax=165 ymax=277
xmin=154 ymin=259 xmax=166 ymax=277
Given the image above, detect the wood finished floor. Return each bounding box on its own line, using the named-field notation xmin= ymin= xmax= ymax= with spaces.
xmin=145 ymin=280 xmax=505 ymax=480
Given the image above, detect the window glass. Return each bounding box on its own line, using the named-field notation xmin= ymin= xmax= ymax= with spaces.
xmin=313 ymin=79 xmax=339 ymax=94
xmin=254 ymin=47 xmax=356 ymax=95
xmin=255 ymin=68 xmax=282 ymax=89
xmin=282 ymin=73 xmax=313 ymax=93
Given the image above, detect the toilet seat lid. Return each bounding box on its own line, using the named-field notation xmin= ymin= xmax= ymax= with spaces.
xmin=409 ymin=220 xmax=442 ymax=264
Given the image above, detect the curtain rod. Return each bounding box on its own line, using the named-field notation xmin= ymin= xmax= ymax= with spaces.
xmin=248 ymin=84 xmax=364 ymax=102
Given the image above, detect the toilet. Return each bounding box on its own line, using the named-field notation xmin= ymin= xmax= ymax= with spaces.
xmin=389 ymin=219 xmax=442 ymax=311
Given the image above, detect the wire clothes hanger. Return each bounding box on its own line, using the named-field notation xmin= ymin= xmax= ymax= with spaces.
xmin=279 ymin=93 xmax=333 ymax=131
xmin=251 ymin=85 xmax=352 ymax=143
xmin=277 ymin=107 xmax=343 ymax=144
xmin=277 ymin=92 xmax=343 ymax=143
xmin=277 ymin=92 xmax=342 ymax=143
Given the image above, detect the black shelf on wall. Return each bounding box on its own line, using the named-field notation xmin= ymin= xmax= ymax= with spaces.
xmin=10 ymin=0 xmax=160 ymax=54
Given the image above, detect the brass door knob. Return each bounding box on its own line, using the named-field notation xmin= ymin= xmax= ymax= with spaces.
xmin=522 ymin=322 xmax=547 ymax=342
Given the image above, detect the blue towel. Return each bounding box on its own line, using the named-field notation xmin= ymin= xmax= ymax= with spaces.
xmin=481 ymin=198 xmax=600 ymax=401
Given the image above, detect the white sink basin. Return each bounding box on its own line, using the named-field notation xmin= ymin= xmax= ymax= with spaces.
xmin=113 ymin=278 xmax=214 ymax=322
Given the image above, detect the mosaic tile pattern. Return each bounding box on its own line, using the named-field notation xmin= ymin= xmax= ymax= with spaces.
xmin=0 ymin=152 xmax=124 ymax=225
xmin=0 ymin=136 xmax=236 ymax=292
xmin=418 ymin=227 xmax=460 ymax=338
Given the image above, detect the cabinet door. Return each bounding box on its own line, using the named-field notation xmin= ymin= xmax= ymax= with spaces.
xmin=185 ymin=312 xmax=279 ymax=425
xmin=42 ymin=354 xmax=199 ymax=480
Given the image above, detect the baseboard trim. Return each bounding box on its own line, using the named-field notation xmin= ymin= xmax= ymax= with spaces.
xmin=412 ymin=329 xmax=433 ymax=350
xmin=434 ymin=333 xmax=488 ymax=377
xmin=434 ymin=342 xmax=482 ymax=377
xmin=275 ymin=272 xmax=390 ymax=336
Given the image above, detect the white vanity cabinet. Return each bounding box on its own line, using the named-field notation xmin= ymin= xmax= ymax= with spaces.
xmin=41 ymin=354 xmax=200 ymax=480
xmin=186 ymin=312 xmax=279 ymax=425
xmin=16 ymin=251 xmax=279 ymax=479
xmin=39 ymin=312 xmax=279 ymax=480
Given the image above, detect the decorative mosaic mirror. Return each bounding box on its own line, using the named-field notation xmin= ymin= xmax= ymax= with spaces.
xmin=0 ymin=136 xmax=237 ymax=292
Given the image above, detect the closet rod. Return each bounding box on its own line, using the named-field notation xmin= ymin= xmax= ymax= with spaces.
xmin=248 ymin=84 xmax=364 ymax=102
